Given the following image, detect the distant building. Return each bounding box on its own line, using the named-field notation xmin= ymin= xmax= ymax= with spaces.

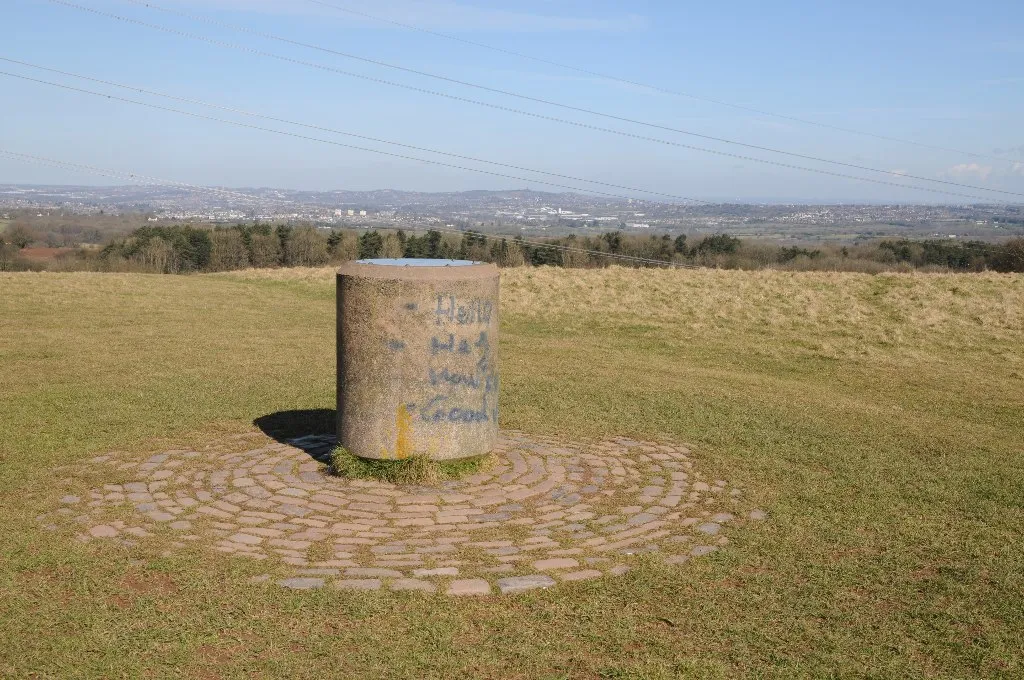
xmin=347 ymin=209 xmax=355 ymax=216
xmin=359 ymin=210 xmax=367 ymax=216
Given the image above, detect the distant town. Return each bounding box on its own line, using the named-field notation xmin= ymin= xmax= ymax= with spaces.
xmin=2 ymin=184 xmax=1022 ymax=243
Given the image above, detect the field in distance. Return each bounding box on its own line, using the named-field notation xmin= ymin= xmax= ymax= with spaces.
xmin=1 ymin=266 xmax=1022 ymax=677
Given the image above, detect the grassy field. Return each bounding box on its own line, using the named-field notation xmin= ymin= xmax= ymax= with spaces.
xmin=1 ymin=266 xmax=1022 ymax=678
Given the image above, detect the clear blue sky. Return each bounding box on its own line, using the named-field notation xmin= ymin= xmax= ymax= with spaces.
xmin=1 ymin=0 xmax=1023 ymax=202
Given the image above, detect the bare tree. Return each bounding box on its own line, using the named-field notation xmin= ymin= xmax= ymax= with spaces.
xmin=331 ymin=231 xmax=359 ymax=263
xmin=381 ymin=233 xmax=404 ymax=258
xmin=208 ymin=230 xmax=250 ymax=271
xmin=502 ymin=240 xmax=525 ymax=267
xmin=288 ymin=227 xmax=329 ymax=266
xmin=997 ymin=238 xmax=1024 ymax=273
xmin=5 ymin=224 xmax=36 ymax=249
xmin=560 ymin=236 xmax=590 ymax=268
xmin=249 ymin=233 xmax=282 ymax=268
xmin=0 ymin=242 xmax=15 ymax=271
xmin=134 ymin=236 xmax=175 ymax=273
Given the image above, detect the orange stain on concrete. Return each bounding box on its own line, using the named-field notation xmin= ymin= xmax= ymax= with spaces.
xmin=394 ymin=404 xmax=413 ymax=460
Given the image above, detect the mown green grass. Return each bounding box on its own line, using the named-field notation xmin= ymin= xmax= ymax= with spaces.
xmin=1 ymin=267 xmax=1022 ymax=678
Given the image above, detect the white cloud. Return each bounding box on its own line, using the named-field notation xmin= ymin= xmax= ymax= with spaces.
xmin=945 ymin=163 xmax=993 ymax=181
xmin=1012 ymin=162 xmax=1024 ymax=175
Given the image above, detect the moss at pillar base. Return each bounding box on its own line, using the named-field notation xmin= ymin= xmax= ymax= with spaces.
xmin=328 ymin=446 xmax=494 ymax=484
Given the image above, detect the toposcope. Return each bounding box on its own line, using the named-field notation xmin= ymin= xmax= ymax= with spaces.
xmin=336 ymin=258 xmax=500 ymax=461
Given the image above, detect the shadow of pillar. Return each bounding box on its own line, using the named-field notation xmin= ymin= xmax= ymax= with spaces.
xmin=253 ymin=409 xmax=336 ymax=462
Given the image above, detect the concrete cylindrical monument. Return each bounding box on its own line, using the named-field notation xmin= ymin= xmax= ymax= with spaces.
xmin=336 ymin=258 xmax=499 ymax=461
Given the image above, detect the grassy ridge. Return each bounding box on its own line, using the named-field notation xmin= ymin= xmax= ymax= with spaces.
xmin=1 ymin=267 xmax=1022 ymax=678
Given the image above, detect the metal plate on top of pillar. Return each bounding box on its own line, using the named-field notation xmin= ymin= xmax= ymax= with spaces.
xmin=336 ymin=258 xmax=500 ymax=461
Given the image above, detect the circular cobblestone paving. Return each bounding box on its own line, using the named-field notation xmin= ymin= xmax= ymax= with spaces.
xmin=43 ymin=431 xmax=766 ymax=596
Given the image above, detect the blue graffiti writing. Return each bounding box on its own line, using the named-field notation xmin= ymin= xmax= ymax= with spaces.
xmin=432 ymin=334 xmax=476 ymax=356
xmin=411 ymin=395 xmax=492 ymax=424
xmin=431 ymin=334 xmax=455 ymax=355
xmin=430 ymin=331 xmax=496 ymax=388
xmin=475 ymin=331 xmax=491 ymax=372
xmin=429 ymin=367 xmax=481 ymax=389
xmin=448 ymin=405 xmax=490 ymax=423
xmin=435 ymin=295 xmax=493 ymax=326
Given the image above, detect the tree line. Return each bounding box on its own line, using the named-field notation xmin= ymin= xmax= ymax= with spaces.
xmin=2 ymin=222 xmax=1023 ymax=273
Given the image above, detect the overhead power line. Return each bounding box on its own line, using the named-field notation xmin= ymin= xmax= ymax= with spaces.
xmin=0 ymin=69 xmax=687 ymax=203
xmin=0 ymin=66 xmax=1011 ymax=206
xmin=0 ymin=150 xmax=287 ymax=207
xmin=0 ymin=148 xmax=693 ymax=268
xmin=303 ymin=0 xmax=1021 ymax=168
xmin=50 ymin=0 xmax=1024 ymax=201
xmin=0 ymin=56 xmax=707 ymax=205
xmin=121 ymin=0 xmax=1023 ymax=198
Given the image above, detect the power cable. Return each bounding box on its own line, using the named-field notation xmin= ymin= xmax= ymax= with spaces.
xmin=0 ymin=69 xmax=701 ymax=204
xmin=0 ymin=56 xmax=707 ymax=205
xmin=48 ymin=0 xmax=1024 ymax=201
xmin=120 ymin=0 xmax=1024 ymax=197
xmin=0 ymin=151 xmax=286 ymax=208
xmin=303 ymin=0 xmax=1022 ymax=168
xmin=1 ymin=66 xmax=1009 ymax=206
